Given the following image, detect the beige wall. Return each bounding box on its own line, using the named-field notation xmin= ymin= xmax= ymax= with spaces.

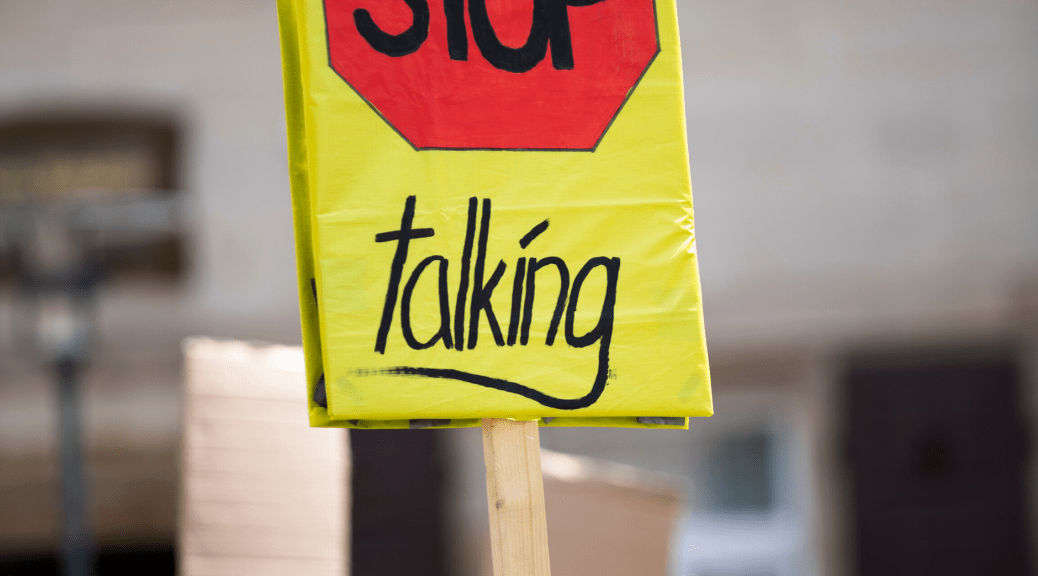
xmin=2 ymin=0 xmax=1036 ymax=347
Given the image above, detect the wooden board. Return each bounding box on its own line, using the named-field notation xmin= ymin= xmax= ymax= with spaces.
xmin=541 ymin=449 xmax=684 ymax=576
xmin=180 ymin=338 xmax=349 ymax=576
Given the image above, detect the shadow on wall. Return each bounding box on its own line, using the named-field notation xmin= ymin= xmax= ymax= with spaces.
xmin=0 ymin=546 xmax=175 ymax=576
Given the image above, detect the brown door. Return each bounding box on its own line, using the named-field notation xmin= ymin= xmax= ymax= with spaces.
xmin=845 ymin=350 xmax=1031 ymax=576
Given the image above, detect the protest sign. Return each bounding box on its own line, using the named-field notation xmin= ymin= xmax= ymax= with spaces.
xmin=277 ymin=0 xmax=711 ymax=429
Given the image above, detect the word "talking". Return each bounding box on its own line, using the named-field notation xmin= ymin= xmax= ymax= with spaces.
xmin=361 ymin=195 xmax=620 ymax=410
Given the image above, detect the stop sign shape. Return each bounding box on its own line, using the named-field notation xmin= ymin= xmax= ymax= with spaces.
xmin=325 ymin=0 xmax=660 ymax=150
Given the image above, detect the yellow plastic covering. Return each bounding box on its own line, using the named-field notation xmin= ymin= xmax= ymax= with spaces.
xmin=277 ymin=0 xmax=711 ymax=428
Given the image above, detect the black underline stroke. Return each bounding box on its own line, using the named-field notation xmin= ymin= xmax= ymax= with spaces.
xmin=352 ymin=344 xmax=609 ymax=410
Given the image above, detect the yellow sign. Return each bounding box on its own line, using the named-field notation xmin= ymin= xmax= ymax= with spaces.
xmin=278 ymin=0 xmax=711 ymax=428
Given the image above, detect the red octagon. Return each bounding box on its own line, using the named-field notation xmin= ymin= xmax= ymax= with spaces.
xmin=325 ymin=0 xmax=659 ymax=150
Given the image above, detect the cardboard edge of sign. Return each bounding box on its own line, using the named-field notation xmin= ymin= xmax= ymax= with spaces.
xmin=321 ymin=0 xmax=664 ymax=153
xmin=308 ymin=407 xmax=695 ymax=430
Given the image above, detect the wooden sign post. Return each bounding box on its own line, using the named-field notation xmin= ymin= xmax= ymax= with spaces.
xmin=482 ymin=419 xmax=552 ymax=576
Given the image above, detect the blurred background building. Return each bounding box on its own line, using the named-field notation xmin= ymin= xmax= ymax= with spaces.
xmin=1 ymin=0 xmax=1036 ymax=575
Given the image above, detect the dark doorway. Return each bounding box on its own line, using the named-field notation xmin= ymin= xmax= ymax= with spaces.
xmin=350 ymin=429 xmax=449 ymax=576
xmin=844 ymin=348 xmax=1032 ymax=576
xmin=0 ymin=545 xmax=174 ymax=575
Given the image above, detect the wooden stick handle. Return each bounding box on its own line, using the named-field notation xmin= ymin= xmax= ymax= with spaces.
xmin=482 ymin=418 xmax=551 ymax=576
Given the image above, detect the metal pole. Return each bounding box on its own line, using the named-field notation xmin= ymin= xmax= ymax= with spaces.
xmin=56 ymin=357 xmax=93 ymax=576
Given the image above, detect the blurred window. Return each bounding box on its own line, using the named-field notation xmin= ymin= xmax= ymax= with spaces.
xmin=705 ymin=427 xmax=775 ymax=513
xmin=0 ymin=115 xmax=184 ymax=280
